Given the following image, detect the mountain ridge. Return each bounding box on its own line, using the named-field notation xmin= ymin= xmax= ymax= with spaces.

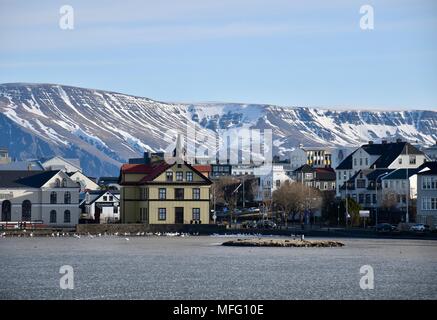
xmin=1 ymin=83 xmax=436 ymax=176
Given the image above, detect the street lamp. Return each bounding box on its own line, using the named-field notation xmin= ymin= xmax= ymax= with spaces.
xmin=375 ymin=171 xmax=389 ymax=227
xmin=337 ymin=204 xmax=340 ymax=227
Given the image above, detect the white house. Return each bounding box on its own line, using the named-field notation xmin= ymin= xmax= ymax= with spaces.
xmin=416 ymin=162 xmax=437 ymax=226
xmin=254 ymin=164 xmax=293 ymax=201
xmin=68 ymin=171 xmax=99 ymax=192
xmin=80 ymin=190 xmax=120 ymax=223
xmin=0 ymin=170 xmax=80 ymax=227
xmin=335 ymin=140 xmax=427 ymax=197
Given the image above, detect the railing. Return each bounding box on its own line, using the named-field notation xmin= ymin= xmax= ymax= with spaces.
xmin=0 ymin=221 xmax=47 ymax=230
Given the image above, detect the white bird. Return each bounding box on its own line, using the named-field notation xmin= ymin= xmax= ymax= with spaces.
xmin=125 ymin=237 xmax=130 ymax=241
xmin=51 ymin=233 xmax=55 ymax=237
xmin=114 ymin=232 xmax=119 ymax=236
xmin=73 ymin=234 xmax=81 ymax=239
xmin=98 ymin=233 xmax=102 ymax=237
xmin=30 ymin=232 xmax=34 ymax=237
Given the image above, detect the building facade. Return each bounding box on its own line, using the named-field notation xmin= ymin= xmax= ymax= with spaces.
xmin=80 ymin=190 xmax=120 ymax=223
xmin=120 ymin=159 xmax=212 ymax=224
xmin=416 ymin=162 xmax=437 ymax=226
xmin=0 ymin=170 xmax=80 ymax=227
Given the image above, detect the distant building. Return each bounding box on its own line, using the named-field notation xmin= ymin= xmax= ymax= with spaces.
xmin=289 ymin=145 xmax=355 ymax=170
xmin=210 ymin=164 xmax=232 ymax=178
xmin=335 ymin=140 xmax=427 ymax=197
xmin=0 ymin=147 xmax=11 ymax=164
xmin=292 ymin=165 xmax=336 ymax=191
xmin=424 ymin=141 xmax=437 ymax=162
xmin=68 ymin=171 xmax=99 ymax=192
xmin=0 ymin=170 xmax=80 ymax=226
xmin=416 ymin=162 xmax=437 ymax=226
xmin=41 ymin=156 xmax=82 ymax=173
xmin=80 ymin=190 xmax=120 ymax=223
xmin=119 ymin=153 xmax=212 ymax=224
xmin=255 ymin=164 xmax=293 ymax=201
xmin=97 ymin=177 xmax=121 ymax=190
xmin=0 ymin=160 xmax=45 ymax=171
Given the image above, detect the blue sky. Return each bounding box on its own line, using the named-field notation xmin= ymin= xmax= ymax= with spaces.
xmin=0 ymin=0 xmax=436 ymax=110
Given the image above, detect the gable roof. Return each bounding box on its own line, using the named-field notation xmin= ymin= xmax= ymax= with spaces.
xmin=0 ymin=170 xmax=60 ymax=188
xmin=382 ymin=168 xmax=420 ymax=180
xmin=0 ymin=160 xmax=45 ymax=171
xmin=417 ymin=161 xmax=437 ymax=175
xmin=120 ymin=161 xmax=212 ymax=185
xmin=336 ymin=142 xmax=424 ymax=170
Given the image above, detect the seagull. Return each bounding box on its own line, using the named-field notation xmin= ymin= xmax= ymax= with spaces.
xmin=125 ymin=237 xmax=130 ymax=241
xmin=30 ymin=232 xmax=34 ymax=237
xmin=73 ymin=234 xmax=81 ymax=239
xmin=98 ymin=233 xmax=102 ymax=237
xmin=114 ymin=232 xmax=119 ymax=236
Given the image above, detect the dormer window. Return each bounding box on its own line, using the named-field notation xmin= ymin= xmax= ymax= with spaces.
xmin=55 ymin=179 xmax=61 ymax=188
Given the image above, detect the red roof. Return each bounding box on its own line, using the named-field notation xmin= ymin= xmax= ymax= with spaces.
xmin=193 ymin=165 xmax=211 ymax=172
xmin=120 ymin=161 xmax=172 ymax=183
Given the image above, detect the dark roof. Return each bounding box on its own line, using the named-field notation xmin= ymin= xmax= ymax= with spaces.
xmin=294 ymin=164 xmax=313 ymax=173
xmin=417 ymin=161 xmax=437 ymax=175
xmin=0 ymin=170 xmax=59 ymax=188
xmin=383 ymin=168 xmax=419 ymax=180
xmin=314 ymin=167 xmax=336 ymax=181
xmin=336 ymin=142 xmax=424 ymax=170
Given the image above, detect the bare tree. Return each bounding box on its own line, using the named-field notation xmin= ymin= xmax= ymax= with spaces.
xmin=212 ymin=176 xmax=240 ymax=227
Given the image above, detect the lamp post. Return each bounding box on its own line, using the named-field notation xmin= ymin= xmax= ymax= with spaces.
xmin=375 ymin=171 xmax=389 ymax=227
xmin=337 ymin=204 xmax=340 ymax=227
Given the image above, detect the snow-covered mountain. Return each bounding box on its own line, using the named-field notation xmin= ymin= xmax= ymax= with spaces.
xmin=1 ymin=83 xmax=436 ymax=176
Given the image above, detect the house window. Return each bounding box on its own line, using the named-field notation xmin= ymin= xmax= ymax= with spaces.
xmin=357 ymin=179 xmax=366 ymax=189
xmin=62 ymin=178 xmax=67 ymax=187
xmin=358 ymin=194 xmax=364 ymax=204
xmin=354 ymin=158 xmax=357 ymax=166
xmin=176 ymin=172 xmax=183 ymax=181
xmin=360 ymin=158 xmax=363 ymax=166
xmin=372 ymin=194 xmax=377 ymax=204
xmin=276 ymin=180 xmax=281 ymax=187
xmin=399 ymin=158 xmax=402 ymax=164
xmin=141 ymin=188 xmax=148 ymax=200
xmin=64 ymin=210 xmax=71 ymax=223
xmin=193 ymin=188 xmax=200 ymax=200
xmin=186 ymin=172 xmax=193 ymax=182
xmin=22 ymin=200 xmax=32 ymax=221
xmin=175 ymin=188 xmax=184 ymax=200
xmin=114 ymin=207 xmax=118 ymax=214
xmin=422 ymin=177 xmax=437 ymax=190
xmin=409 ymin=156 xmax=416 ymax=165
xmin=159 ymin=188 xmax=166 ymax=200
xmin=166 ymin=171 xmax=173 ymax=182
xmin=50 ymin=192 xmax=57 ymax=204
xmin=365 ymin=158 xmax=368 ymax=166
xmin=192 ymin=208 xmax=200 ymax=221
xmin=55 ymin=179 xmax=61 ymax=187
xmin=109 ymin=196 xmax=113 ymax=201
xmin=158 ymin=208 xmax=166 ymax=220
xmin=64 ymin=192 xmax=71 ymax=204
xmin=103 ymin=196 xmax=107 ymax=201
xmin=50 ymin=210 xmax=57 ymax=223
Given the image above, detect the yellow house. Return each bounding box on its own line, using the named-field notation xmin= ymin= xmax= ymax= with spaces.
xmin=119 ymin=160 xmax=212 ymax=224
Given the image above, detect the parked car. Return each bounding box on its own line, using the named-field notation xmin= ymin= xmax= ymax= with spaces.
xmin=409 ymin=224 xmax=430 ymax=232
xmin=247 ymin=207 xmax=260 ymax=213
xmin=241 ymin=221 xmax=257 ymax=229
xmin=376 ymin=223 xmax=393 ymax=232
xmin=256 ymin=220 xmax=277 ymax=229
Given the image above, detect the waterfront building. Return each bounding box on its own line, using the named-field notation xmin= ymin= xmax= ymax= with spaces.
xmin=292 ymin=165 xmax=336 ymax=191
xmin=80 ymin=190 xmax=120 ymax=223
xmin=335 ymin=140 xmax=427 ymax=197
xmin=416 ymin=162 xmax=437 ymax=226
xmin=0 ymin=147 xmax=11 ymax=164
xmin=0 ymin=170 xmax=80 ymax=226
xmin=424 ymin=141 xmax=437 ymax=161
xmin=119 ymin=153 xmax=212 ymax=224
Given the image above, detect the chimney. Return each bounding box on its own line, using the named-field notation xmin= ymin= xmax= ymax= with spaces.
xmin=382 ymin=140 xmax=387 ymax=144
xmin=368 ymin=141 xmax=373 ymax=145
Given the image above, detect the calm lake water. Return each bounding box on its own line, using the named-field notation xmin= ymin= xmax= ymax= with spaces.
xmin=0 ymin=236 xmax=436 ymax=300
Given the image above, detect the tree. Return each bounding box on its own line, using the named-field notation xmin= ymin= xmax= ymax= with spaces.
xmin=272 ymin=181 xmax=323 ymax=226
xmin=344 ymin=197 xmax=361 ymax=227
xmin=212 ymin=176 xmax=240 ymax=227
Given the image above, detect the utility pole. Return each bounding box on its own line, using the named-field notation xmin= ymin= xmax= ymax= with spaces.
xmin=406 ymin=143 xmax=409 ymax=223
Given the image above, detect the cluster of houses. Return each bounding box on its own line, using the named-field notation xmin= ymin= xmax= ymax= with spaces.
xmin=0 ymin=138 xmax=436 ymax=228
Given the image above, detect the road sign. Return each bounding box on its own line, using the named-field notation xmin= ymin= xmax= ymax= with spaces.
xmin=359 ymin=210 xmax=370 ymax=218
